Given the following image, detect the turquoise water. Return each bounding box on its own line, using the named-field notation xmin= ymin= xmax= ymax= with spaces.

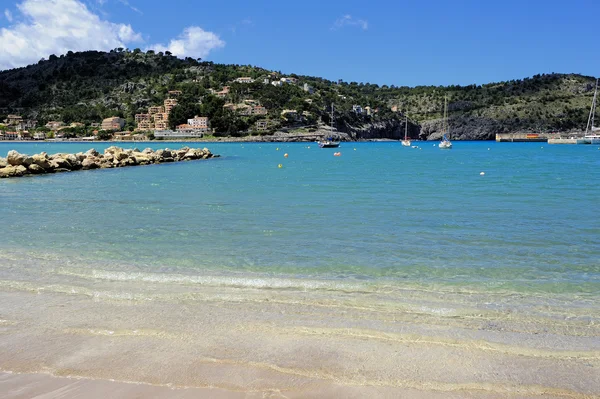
xmin=1 ymin=141 xmax=599 ymax=295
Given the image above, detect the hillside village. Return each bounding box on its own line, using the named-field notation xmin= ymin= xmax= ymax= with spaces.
xmin=0 ymin=68 xmax=377 ymax=141
xmin=0 ymin=49 xmax=598 ymax=141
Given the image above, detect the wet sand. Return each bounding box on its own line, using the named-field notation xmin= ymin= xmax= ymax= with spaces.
xmin=0 ymin=264 xmax=599 ymax=398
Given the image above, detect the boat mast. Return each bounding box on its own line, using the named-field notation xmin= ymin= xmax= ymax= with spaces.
xmin=443 ymin=96 xmax=448 ymax=139
xmin=331 ymin=103 xmax=334 ymax=134
xmin=404 ymin=115 xmax=408 ymax=140
xmin=586 ymin=79 xmax=598 ymax=134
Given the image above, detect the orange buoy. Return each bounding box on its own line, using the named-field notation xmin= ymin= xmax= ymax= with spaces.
xmin=334 ymin=152 xmax=341 ymax=157
xmin=284 ymin=153 xmax=288 ymax=158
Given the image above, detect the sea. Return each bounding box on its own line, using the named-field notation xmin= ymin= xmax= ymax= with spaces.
xmin=0 ymin=141 xmax=599 ymax=397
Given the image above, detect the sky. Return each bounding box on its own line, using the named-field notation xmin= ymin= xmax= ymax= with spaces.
xmin=0 ymin=0 xmax=599 ymax=87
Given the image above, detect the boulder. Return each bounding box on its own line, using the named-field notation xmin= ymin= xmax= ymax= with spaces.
xmin=0 ymin=157 xmax=7 ymax=168
xmin=0 ymin=165 xmax=28 ymax=178
xmin=6 ymin=150 xmax=26 ymax=166
xmin=142 ymin=148 xmax=154 ymax=154
xmin=28 ymin=164 xmax=45 ymax=174
xmin=50 ymin=157 xmax=72 ymax=169
xmin=86 ymin=148 xmax=99 ymax=157
xmin=30 ymin=154 xmax=50 ymax=170
xmin=82 ymin=157 xmax=100 ymax=170
xmin=65 ymin=154 xmax=81 ymax=170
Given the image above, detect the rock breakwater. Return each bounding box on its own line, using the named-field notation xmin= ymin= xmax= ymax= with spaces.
xmin=0 ymin=146 xmax=219 ymax=178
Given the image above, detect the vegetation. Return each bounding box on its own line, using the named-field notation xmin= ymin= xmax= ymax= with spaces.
xmin=0 ymin=49 xmax=597 ymax=140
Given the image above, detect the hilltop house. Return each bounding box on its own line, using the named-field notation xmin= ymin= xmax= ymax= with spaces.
xmin=234 ymin=77 xmax=254 ymax=84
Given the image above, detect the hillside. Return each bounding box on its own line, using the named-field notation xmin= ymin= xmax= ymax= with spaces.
xmin=0 ymin=49 xmax=596 ymax=140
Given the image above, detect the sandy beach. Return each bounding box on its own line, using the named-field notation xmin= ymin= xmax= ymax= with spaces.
xmin=0 ymin=269 xmax=598 ymax=398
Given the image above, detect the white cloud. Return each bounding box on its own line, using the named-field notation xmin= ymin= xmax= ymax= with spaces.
xmin=0 ymin=0 xmax=142 ymax=70
xmin=150 ymin=26 xmax=225 ymax=59
xmin=4 ymin=9 xmax=13 ymax=22
xmin=117 ymin=0 xmax=141 ymax=15
xmin=332 ymin=15 xmax=368 ymax=31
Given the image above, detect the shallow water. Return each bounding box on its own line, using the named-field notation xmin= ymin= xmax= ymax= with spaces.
xmin=0 ymin=141 xmax=599 ymax=397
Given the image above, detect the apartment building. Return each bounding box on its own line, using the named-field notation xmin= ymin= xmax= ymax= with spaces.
xmin=187 ymin=116 xmax=209 ymax=131
xmin=164 ymin=99 xmax=178 ymax=113
xmin=101 ymin=117 xmax=126 ymax=131
xmin=234 ymin=77 xmax=254 ymax=84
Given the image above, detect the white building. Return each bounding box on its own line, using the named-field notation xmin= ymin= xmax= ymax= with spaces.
xmin=154 ymin=130 xmax=205 ymax=139
xmin=187 ymin=116 xmax=209 ymax=131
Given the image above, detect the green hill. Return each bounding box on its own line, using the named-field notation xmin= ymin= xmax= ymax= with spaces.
xmin=0 ymin=49 xmax=596 ymax=140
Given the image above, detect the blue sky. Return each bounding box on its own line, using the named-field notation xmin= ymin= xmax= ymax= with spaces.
xmin=1 ymin=0 xmax=599 ymax=86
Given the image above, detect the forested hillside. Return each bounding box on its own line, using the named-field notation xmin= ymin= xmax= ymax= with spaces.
xmin=0 ymin=49 xmax=596 ymax=140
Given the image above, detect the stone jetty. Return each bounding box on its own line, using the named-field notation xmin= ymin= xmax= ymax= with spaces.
xmin=0 ymin=146 xmax=219 ymax=178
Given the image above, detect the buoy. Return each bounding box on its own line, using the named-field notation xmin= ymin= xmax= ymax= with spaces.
xmin=284 ymin=153 xmax=288 ymax=158
xmin=487 ymin=148 xmax=490 ymax=150
xmin=307 ymin=146 xmax=310 ymax=149
xmin=354 ymin=148 xmax=356 ymax=151
xmin=480 ymin=172 xmax=485 ymax=176
xmin=334 ymin=152 xmax=341 ymax=157
xmin=278 ymin=164 xmax=282 ymax=168
xmin=276 ymin=148 xmax=279 ymax=151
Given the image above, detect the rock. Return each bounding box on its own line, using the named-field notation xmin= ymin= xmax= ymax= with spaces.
xmin=0 ymin=165 xmax=28 ymax=178
xmin=82 ymin=157 xmax=100 ymax=170
xmin=65 ymin=154 xmax=81 ymax=170
xmin=7 ymin=150 xmax=26 ymax=166
xmin=50 ymin=157 xmax=71 ymax=169
xmin=28 ymin=164 xmax=45 ymax=174
xmin=142 ymin=148 xmax=154 ymax=154
xmin=0 ymin=158 xmax=7 ymax=168
xmin=54 ymin=168 xmax=71 ymax=173
xmin=31 ymin=153 xmax=51 ymax=169
xmin=85 ymin=149 xmax=99 ymax=157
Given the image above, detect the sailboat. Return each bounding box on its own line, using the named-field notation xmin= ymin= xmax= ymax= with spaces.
xmin=401 ymin=115 xmax=411 ymax=146
xmin=585 ymin=79 xmax=600 ymax=144
xmin=318 ymin=103 xmax=340 ymax=148
xmin=439 ymin=97 xmax=452 ymax=149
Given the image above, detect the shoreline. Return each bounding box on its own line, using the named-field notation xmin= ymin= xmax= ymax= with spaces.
xmin=0 ymin=246 xmax=598 ymax=398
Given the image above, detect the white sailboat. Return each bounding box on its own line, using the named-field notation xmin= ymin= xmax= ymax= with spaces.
xmin=585 ymin=79 xmax=600 ymax=144
xmin=439 ymin=97 xmax=452 ymax=149
xmin=401 ymin=115 xmax=411 ymax=146
xmin=318 ymin=103 xmax=340 ymax=148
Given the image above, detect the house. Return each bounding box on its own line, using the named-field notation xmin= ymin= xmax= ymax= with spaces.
xmin=364 ymin=106 xmax=372 ymax=116
xmin=4 ymin=131 xmax=18 ymax=140
xmin=223 ymin=103 xmax=236 ymax=111
xmin=101 ymin=117 xmax=126 ymax=131
xmin=281 ymin=109 xmax=298 ymax=121
xmin=391 ymin=105 xmax=399 ymax=112
xmin=6 ymin=115 xmax=23 ymax=125
xmin=216 ymin=86 xmax=230 ymax=98
xmin=263 ymin=78 xmax=270 ymax=84
xmin=164 ymin=99 xmax=178 ymax=113
xmin=69 ymin=122 xmax=84 ymax=128
xmin=45 ymin=121 xmax=65 ymax=130
xmin=280 ymin=77 xmax=298 ymax=84
xmin=16 ymin=119 xmax=37 ymax=131
xmin=252 ymin=106 xmax=267 ymax=116
xmin=18 ymin=131 xmax=32 ymax=140
xmin=187 ymin=116 xmax=209 ymax=131
xmin=271 ymin=80 xmax=283 ymax=87
xmin=234 ymin=77 xmax=254 ymax=84
xmin=235 ymin=104 xmax=252 ymax=116
xmin=168 ymin=90 xmax=182 ymax=97
xmin=352 ymin=105 xmax=364 ymax=114
xmin=33 ymin=132 xmax=46 ymax=140
xmin=303 ymin=83 xmax=314 ymax=94
xmin=256 ymin=120 xmax=268 ymax=130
